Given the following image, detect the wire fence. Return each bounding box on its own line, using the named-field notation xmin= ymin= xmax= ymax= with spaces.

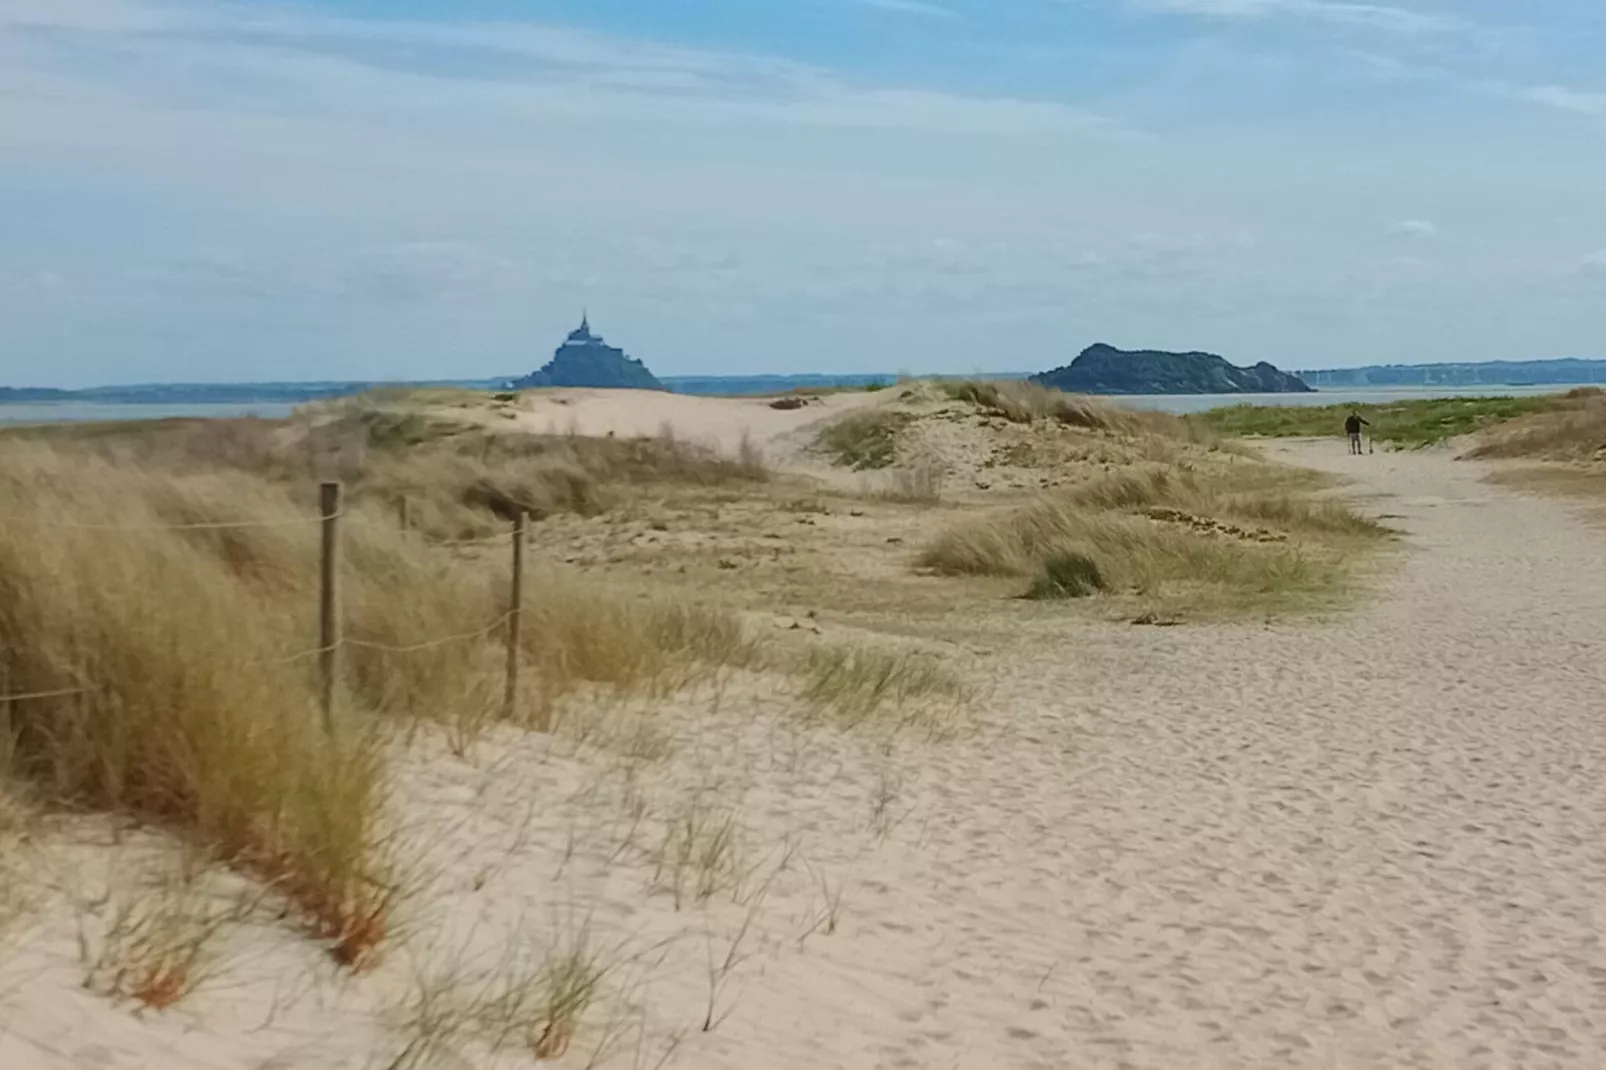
xmin=0 ymin=483 xmax=530 ymax=732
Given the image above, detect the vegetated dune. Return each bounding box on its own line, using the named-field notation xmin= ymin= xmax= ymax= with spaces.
xmin=0 ymin=420 xmax=973 ymax=1069
xmin=388 ymin=383 xmax=888 ymax=456
xmin=806 ymin=379 xmax=1390 ymax=616
xmin=0 ymin=381 xmax=1395 ymax=1068
xmin=1462 ymin=386 xmax=1606 ymax=461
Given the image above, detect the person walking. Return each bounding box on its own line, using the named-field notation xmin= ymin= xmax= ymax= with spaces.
xmin=1344 ymin=411 xmax=1370 ymax=455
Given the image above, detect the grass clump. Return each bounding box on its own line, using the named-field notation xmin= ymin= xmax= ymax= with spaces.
xmin=920 ymin=462 xmax=1386 ymax=615
xmin=0 ymin=441 xmax=767 ymax=969
xmin=816 ymin=409 xmax=913 ymax=470
xmin=937 ymin=379 xmax=1180 ymax=436
xmin=1065 ymin=466 xmax=1390 ymax=539
xmin=392 ymin=923 xmax=615 ymax=1068
xmin=1 ymin=402 xmax=770 ymax=543
xmin=1025 ymin=552 xmax=1106 ymax=600
xmin=652 ymin=795 xmax=746 ymax=909
xmin=82 ymin=862 xmax=246 ymax=1010
xmin=0 ymin=448 xmax=397 ymax=968
xmin=1464 ymin=389 xmax=1606 ymax=460
xmin=522 ymin=581 xmax=762 ymax=722
xmin=799 ymin=643 xmax=966 ymax=728
xmin=879 ymin=457 xmax=946 ymax=505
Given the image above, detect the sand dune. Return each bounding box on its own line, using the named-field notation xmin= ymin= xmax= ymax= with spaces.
xmin=504 ymin=387 xmax=886 ymax=456
xmin=7 ymin=440 xmax=1606 ymax=1067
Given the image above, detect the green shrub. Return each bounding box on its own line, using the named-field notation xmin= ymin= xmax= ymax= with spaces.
xmin=1024 ymin=552 xmax=1106 ymax=600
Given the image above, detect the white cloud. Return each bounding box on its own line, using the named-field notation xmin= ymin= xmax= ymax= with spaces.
xmin=1582 ymin=251 xmax=1606 ymax=275
xmin=1520 ymin=85 xmax=1606 ymax=117
xmin=1389 ymin=219 xmax=1439 ymax=238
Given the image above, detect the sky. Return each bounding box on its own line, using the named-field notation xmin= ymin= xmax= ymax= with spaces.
xmin=2 ymin=0 xmax=1604 ymax=387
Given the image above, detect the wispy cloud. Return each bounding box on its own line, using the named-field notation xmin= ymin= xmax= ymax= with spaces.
xmin=1519 ymin=84 xmax=1606 ymax=117
xmin=855 ymin=0 xmax=960 ymax=20
xmin=1389 ymin=219 xmax=1439 ymax=238
xmin=1132 ymin=0 xmax=1464 ymax=36
xmin=0 ymin=0 xmax=1107 ymax=138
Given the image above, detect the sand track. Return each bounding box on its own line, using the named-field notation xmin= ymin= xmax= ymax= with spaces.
xmin=816 ymin=441 xmax=1606 ymax=1068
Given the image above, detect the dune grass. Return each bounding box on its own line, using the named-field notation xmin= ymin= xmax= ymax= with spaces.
xmin=1024 ymin=552 xmax=1106 ymax=600
xmin=0 ymin=450 xmax=396 ymax=966
xmin=920 ymin=462 xmax=1386 ymax=614
xmin=0 ymin=440 xmax=766 ymax=972
xmin=934 ymin=379 xmax=1201 ymax=441
xmin=1194 ymin=393 xmax=1589 ymax=448
xmin=816 ymin=409 xmax=914 ymax=470
xmin=1463 ymin=387 xmax=1605 ymax=460
xmin=1065 ymin=466 xmax=1389 ymax=539
xmin=799 ymin=643 xmax=967 ymax=728
xmin=0 ymin=403 xmax=770 ymax=544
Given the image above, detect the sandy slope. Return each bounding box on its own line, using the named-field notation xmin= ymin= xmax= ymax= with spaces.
xmin=7 ymin=441 xmax=1606 ymax=1068
xmin=503 ymin=387 xmax=885 ymax=458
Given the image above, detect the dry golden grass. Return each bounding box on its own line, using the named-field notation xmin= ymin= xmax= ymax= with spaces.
xmin=1064 ymin=465 xmax=1389 ymax=539
xmin=816 ymin=409 xmax=914 ymax=470
xmin=0 ymin=439 xmax=767 ymax=978
xmin=0 ymin=448 xmax=397 ymax=968
xmin=935 ymin=379 xmax=1209 ymax=443
xmin=1464 ymin=388 xmax=1606 ymax=461
xmin=1 ymin=402 xmax=770 ymax=544
xmin=1480 ymin=466 xmax=1606 ymax=528
xmin=919 ymin=461 xmax=1386 ymax=613
xmin=876 ymin=456 xmax=946 ymax=505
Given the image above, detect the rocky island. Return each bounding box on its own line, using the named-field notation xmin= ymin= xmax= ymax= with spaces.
xmin=510 ymin=314 xmax=664 ymax=391
xmin=1034 ymin=343 xmax=1312 ymax=395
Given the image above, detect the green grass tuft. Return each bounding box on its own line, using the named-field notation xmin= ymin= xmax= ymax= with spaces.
xmin=799 ymin=643 xmax=965 ymax=728
xmin=1025 ymin=552 xmax=1106 ymax=600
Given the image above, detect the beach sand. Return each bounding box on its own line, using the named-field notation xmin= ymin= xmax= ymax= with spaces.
xmin=6 ymin=437 xmax=1606 ymax=1068
xmin=504 ymin=387 xmax=886 ymax=457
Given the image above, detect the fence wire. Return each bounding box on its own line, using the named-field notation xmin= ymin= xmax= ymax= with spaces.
xmin=344 ymin=612 xmax=515 ymax=655
xmin=0 ymin=515 xmax=334 ymax=533
xmin=1 ymin=488 xmax=529 ymax=717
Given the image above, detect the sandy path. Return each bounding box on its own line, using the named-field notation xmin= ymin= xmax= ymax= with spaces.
xmin=746 ymin=441 xmax=1606 ymax=1069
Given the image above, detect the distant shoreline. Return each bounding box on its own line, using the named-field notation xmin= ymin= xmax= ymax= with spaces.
xmin=5 ymin=382 xmax=1599 ymax=427
xmin=6 ymin=358 xmax=1606 ymax=409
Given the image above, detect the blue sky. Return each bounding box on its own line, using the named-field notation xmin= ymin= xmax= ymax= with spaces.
xmin=2 ymin=0 xmax=1604 ymax=386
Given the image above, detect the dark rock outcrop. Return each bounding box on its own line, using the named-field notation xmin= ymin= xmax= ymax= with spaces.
xmin=1034 ymin=343 xmax=1312 ymax=395
xmin=511 ymin=315 xmax=664 ymax=391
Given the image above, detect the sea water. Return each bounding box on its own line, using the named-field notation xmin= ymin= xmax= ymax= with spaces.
xmin=0 ymin=383 xmax=1591 ymax=427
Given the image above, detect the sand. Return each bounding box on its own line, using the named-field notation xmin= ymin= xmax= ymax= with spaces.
xmin=502 ymin=387 xmax=887 ymax=457
xmin=7 ymin=438 xmax=1606 ymax=1068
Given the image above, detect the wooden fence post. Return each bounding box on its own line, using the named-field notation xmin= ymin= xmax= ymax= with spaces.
xmin=319 ymin=481 xmax=342 ymax=733
xmin=505 ymin=511 xmax=527 ymax=719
